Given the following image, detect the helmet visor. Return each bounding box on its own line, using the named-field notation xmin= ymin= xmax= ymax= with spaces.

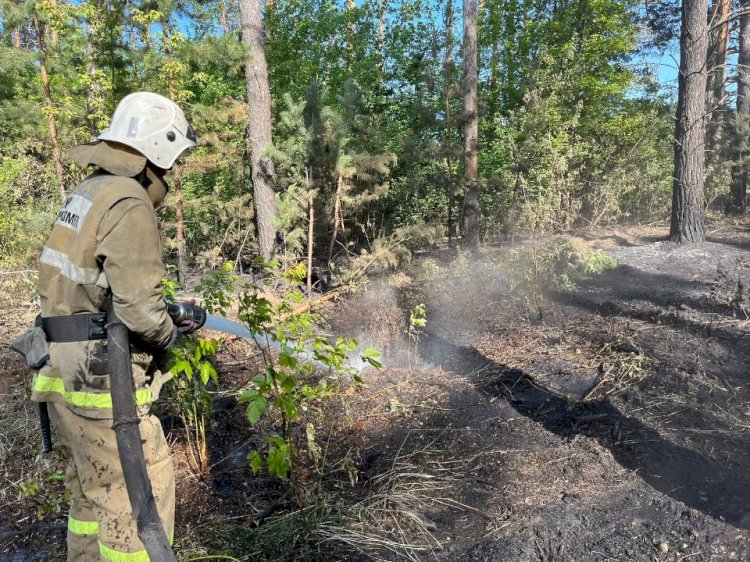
xmin=186 ymin=122 xmax=197 ymax=144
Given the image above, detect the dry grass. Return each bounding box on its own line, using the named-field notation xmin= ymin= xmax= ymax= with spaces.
xmin=0 ymin=269 xmax=68 ymax=552
xmin=319 ymin=441 xmax=466 ymax=561
xmin=0 ymin=375 xmax=42 ymax=503
xmin=0 ymin=272 xmax=39 ymax=357
xmin=0 ymin=269 xmax=41 ymax=462
xmin=0 ymin=361 xmax=66 ymax=540
xmin=582 ymin=343 xmax=647 ymax=400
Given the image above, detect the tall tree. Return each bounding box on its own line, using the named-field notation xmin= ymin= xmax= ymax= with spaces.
xmin=376 ymin=0 xmax=387 ymax=75
xmin=670 ymin=0 xmax=708 ymax=243
xmin=163 ymin=18 xmax=189 ymax=282
xmin=346 ymin=0 xmax=355 ymax=72
xmin=239 ymin=0 xmax=278 ymax=259
xmin=730 ymin=0 xmax=750 ymax=212
xmin=443 ymin=0 xmax=457 ymax=241
xmin=10 ymin=0 xmax=21 ymax=49
xmin=34 ymin=16 xmax=66 ymax=201
xmin=462 ymin=0 xmax=480 ymax=249
xmin=706 ymin=0 xmax=730 ymax=161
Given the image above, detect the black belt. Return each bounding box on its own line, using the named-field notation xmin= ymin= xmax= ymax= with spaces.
xmin=42 ymin=312 xmax=108 ymax=342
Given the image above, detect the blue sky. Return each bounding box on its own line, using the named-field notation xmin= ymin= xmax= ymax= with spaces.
xmin=644 ymin=50 xmax=679 ymax=98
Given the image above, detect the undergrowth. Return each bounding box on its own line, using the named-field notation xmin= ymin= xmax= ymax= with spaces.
xmin=237 ymin=260 xmax=381 ymax=499
xmin=507 ymin=238 xmax=618 ymax=318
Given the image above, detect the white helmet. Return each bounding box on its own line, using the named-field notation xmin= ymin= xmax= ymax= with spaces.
xmin=98 ymin=92 xmax=197 ymax=169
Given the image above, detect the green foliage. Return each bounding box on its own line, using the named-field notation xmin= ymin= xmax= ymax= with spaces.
xmin=161 ymin=98 xmax=251 ymax=269
xmin=1 ymin=0 xmax=674 ymax=276
xmin=0 ymin=157 xmax=56 ymax=268
xmin=344 ymin=222 xmax=441 ymax=285
xmin=409 ymin=303 xmax=427 ymax=330
xmin=508 ymin=238 xmax=619 ymax=315
xmin=195 ymin=262 xmax=239 ymax=316
xmin=407 ymin=303 xmax=427 ymax=367
xmin=170 ymin=337 xmax=219 ymax=386
xmin=161 ymin=276 xmax=180 ymax=302
xmin=237 ymin=260 xmax=380 ymax=490
xmin=18 ymin=471 xmax=69 ymax=521
xmin=581 ymin=249 xmax=618 ymax=274
xmin=269 ymin=80 xmax=397 ymax=269
xmin=162 ymin=277 xmax=222 ymax=477
xmin=534 ymin=239 xmax=585 ymax=290
xmin=420 ymin=258 xmax=440 ymax=279
xmin=267 ymin=93 xmax=313 ymax=261
xmin=481 ymin=33 xmax=672 ymax=236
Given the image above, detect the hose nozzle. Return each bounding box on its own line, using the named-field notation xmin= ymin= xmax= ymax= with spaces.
xmin=166 ymin=302 xmax=207 ymax=330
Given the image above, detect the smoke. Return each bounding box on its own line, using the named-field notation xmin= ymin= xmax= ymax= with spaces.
xmin=205 ymin=250 xmax=534 ymax=378
xmin=204 ymin=315 xmax=383 ymax=374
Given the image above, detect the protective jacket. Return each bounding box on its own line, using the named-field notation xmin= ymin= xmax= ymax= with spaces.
xmin=33 ymin=164 xmax=174 ymax=419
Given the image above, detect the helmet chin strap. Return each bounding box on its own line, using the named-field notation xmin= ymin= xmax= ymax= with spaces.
xmin=137 ymin=164 xmax=169 ymax=208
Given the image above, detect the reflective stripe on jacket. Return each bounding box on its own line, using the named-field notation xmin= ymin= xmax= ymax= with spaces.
xmin=33 ymin=172 xmax=174 ymax=419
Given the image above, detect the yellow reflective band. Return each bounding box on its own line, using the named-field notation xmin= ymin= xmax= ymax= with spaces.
xmin=99 ymin=542 xmax=149 ymax=562
xmin=68 ymin=516 xmax=99 ymax=535
xmin=99 ymin=533 xmax=173 ymax=562
xmin=34 ymin=375 xmax=152 ymax=409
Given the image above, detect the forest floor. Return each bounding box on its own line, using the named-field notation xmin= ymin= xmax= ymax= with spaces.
xmin=1 ymin=215 xmax=750 ymax=561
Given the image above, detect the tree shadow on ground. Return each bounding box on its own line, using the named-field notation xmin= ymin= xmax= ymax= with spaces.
xmin=577 ymin=264 xmax=738 ymax=316
xmin=555 ymin=265 xmax=750 ymax=363
xmin=419 ymin=329 xmax=750 ymax=531
xmin=574 ymin=232 xmax=639 ymax=247
xmin=706 ymin=236 xmax=750 ymax=252
xmin=555 ymin=289 xmax=749 ymax=358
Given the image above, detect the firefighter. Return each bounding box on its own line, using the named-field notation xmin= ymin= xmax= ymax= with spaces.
xmin=32 ymin=92 xmax=198 ymax=561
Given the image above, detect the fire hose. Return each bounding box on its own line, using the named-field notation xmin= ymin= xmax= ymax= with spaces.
xmin=107 ymin=305 xmax=180 ymax=562
xmin=27 ymin=303 xmax=209 ymax=560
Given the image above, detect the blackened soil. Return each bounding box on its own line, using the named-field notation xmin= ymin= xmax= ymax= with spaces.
xmin=327 ymin=226 xmax=750 ymax=561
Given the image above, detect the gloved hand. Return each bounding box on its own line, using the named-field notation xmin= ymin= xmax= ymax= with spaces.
xmin=176 ymin=299 xmax=200 ymax=334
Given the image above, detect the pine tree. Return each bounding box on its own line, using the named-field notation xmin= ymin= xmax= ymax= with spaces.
xmin=239 ymin=0 xmax=278 ymax=259
xmin=670 ymin=0 xmax=708 ymax=243
xmin=730 ymin=0 xmax=750 ymax=212
xmin=462 ymin=0 xmax=480 ymax=249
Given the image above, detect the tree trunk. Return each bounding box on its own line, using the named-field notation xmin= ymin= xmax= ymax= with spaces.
xmin=264 ymin=0 xmax=274 ymax=40
xmin=307 ymin=188 xmax=314 ymax=298
xmin=86 ymin=60 xmax=104 ymax=135
xmin=347 ymin=0 xmax=356 ymax=72
xmin=443 ymin=0 xmax=456 ymax=242
xmin=220 ymin=0 xmax=228 ymax=34
xmin=35 ymin=18 xmax=66 ymax=202
xmin=174 ymin=177 xmax=188 ymax=284
xmin=328 ymin=173 xmax=343 ymax=268
xmin=730 ymin=0 xmax=750 ymax=212
xmin=462 ymin=0 xmax=480 ymax=249
xmin=706 ymin=0 xmax=730 ymax=161
xmin=84 ymin=0 xmax=107 ymax=136
xmin=670 ymin=0 xmax=708 ymax=243
xmin=10 ymin=0 xmax=22 ymax=49
xmin=47 ymin=0 xmax=58 ymax=47
xmin=487 ymin=36 xmax=499 ymax=117
xmin=377 ymin=0 xmax=387 ymax=75
xmin=162 ymin=19 xmax=176 ymax=100
xmin=239 ymin=0 xmax=278 ymax=260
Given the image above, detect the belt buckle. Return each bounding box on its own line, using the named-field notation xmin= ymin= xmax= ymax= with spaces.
xmin=87 ymin=313 xmax=107 ymax=340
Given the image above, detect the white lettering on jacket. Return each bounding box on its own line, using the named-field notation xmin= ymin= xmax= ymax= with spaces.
xmin=55 ymin=194 xmax=92 ymax=233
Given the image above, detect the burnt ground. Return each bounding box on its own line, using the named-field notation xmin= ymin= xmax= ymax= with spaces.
xmin=323 ymin=220 xmax=750 ymax=561
xmin=2 ymin=218 xmax=750 ymax=561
